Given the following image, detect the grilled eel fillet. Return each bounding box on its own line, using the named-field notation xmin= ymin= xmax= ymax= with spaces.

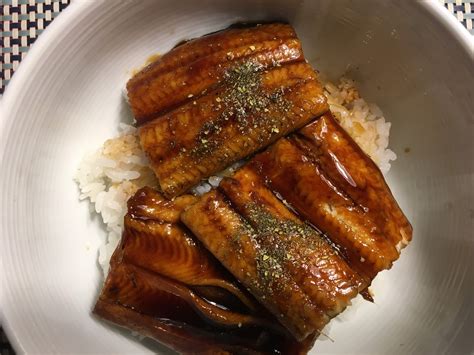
xmin=252 ymin=112 xmax=413 ymax=283
xmin=128 ymin=23 xmax=306 ymax=123
xmin=94 ymin=187 xmax=311 ymax=354
xmin=181 ymin=167 xmax=363 ymax=341
xmin=133 ymin=23 xmax=328 ymax=197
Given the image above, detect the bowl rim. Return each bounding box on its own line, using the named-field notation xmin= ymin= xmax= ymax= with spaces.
xmin=0 ymin=0 xmax=472 ymax=115
xmin=0 ymin=0 xmax=472 ymax=353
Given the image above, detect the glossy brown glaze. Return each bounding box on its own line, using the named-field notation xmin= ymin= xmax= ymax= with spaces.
xmin=182 ymin=170 xmax=364 ymax=341
xmin=295 ymin=113 xmax=412 ymax=249
xmin=113 ymin=187 xmax=256 ymax=310
xmin=139 ymin=59 xmax=327 ymax=198
xmin=132 ymin=23 xmax=329 ymax=198
xmin=95 ymin=187 xmax=310 ymax=354
xmin=127 ymin=23 xmax=299 ymax=123
xmin=181 ymin=190 xmax=321 ymax=341
xmin=100 ymin=262 xmax=279 ymax=330
xmin=219 ymin=167 xmax=363 ymax=316
xmin=252 ymin=112 xmax=412 ymax=282
xmin=94 ymin=300 xmax=234 ymax=355
xmin=126 ymin=186 xmax=198 ymax=223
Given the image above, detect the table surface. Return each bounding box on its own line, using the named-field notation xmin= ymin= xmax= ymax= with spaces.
xmin=0 ymin=0 xmax=472 ymax=353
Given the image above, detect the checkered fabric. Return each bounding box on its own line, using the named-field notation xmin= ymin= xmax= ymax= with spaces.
xmin=1 ymin=0 xmax=70 ymax=94
xmin=442 ymin=0 xmax=474 ymax=33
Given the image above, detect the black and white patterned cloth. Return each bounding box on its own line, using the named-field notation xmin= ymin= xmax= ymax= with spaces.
xmin=444 ymin=0 xmax=473 ymax=32
xmin=1 ymin=0 xmax=70 ymax=95
xmin=0 ymin=0 xmax=472 ymax=353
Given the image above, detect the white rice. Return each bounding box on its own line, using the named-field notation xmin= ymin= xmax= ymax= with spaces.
xmin=190 ymin=160 xmax=245 ymax=195
xmin=76 ymin=77 xmax=396 ymax=276
xmin=74 ymin=123 xmax=157 ymax=275
xmin=323 ymin=77 xmax=396 ymax=174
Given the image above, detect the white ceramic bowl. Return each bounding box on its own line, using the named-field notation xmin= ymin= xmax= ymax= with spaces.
xmin=1 ymin=1 xmax=473 ymax=354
